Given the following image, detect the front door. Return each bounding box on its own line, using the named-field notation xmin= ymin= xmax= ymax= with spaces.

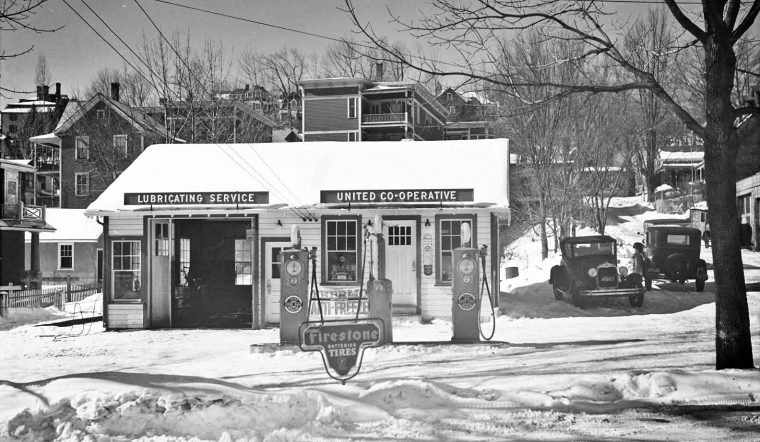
xmin=150 ymin=219 xmax=172 ymax=327
xmin=264 ymin=240 xmax=292 ymax=324
xmin=385 ymin=220 xmax=417 ymax=306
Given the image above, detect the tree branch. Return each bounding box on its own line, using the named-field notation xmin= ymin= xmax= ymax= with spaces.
xmin=663 ymin=0 xmax=707 ymax=43
xmin=732 ymin=0 xmax=760 ymax=43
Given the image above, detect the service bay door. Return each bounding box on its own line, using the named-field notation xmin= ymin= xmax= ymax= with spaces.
xmin=264 ymin=241 xmax=292 ymax=324
xmin=385 ymin=220 xmax=417 ymax=306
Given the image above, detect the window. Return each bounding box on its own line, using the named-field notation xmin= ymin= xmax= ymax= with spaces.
xmin=347 ymin=132 xmax=357 ymax=142
xmin=738 ymin=194 xmax=751 ymax=217
xmin=9 ymin=114 xmax=17 ymax=121
xmin=97 ymin=109 xmax=106 ymax=120
xmin=112 ymin=240 xmax=141 ymax=300
xmin=75 ymin=173 xmax=89 ymax=196
xmin=8 ymin=124 xmax=16 ymax=133
xmin=323 ymin=217 xmax=360 ymax=283
xmin=75 ymin=136 xmax=89 ymax=160
xmin=235 ymin=239 xmax=252 ymax=285
xmin=347 ymin=97 xmax=358 ymax=119
xmin=154 ymin=223 xmax=169 ymax=256
xmin=113 ymin=134 xmax=128 ymax=156
xmin=436 ymin=215 xmax=476 ymax=283
xmin=179 ymin=238 xmax=191 ymax=286
xmin=446 ymin=92 xmax=452 ymax=101
xmin=58 ymin=243 xmax=74 ymax=269
xmin=666 ymin=234 xmax=691 ymax=246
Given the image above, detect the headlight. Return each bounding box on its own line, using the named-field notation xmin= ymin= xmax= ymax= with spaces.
xmin=619 ymin=266 xmax=629 ymax=277
xmin=587 ymin=268 xmax=598 ymax=277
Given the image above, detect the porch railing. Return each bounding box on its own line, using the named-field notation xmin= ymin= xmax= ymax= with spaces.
xmin=362 ymin=113 xmax=407 ymax=124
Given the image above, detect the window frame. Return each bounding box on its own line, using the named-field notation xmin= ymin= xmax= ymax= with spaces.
xmin=113 ymin=134 xmax=128 ymax=156
xmin=347 ymin=97 xmax=358 ymax=119
xmin=435 ymin=214 xmax=477 ymax=285
xmin=234 ymin=239 xmax=253 ymax=285
xmin=111 ymin=239 xmax=142 ymax=302
xmin=347 ymin=132 xmax=357 ymax=142
xmin=321 ymin=215 xmax=362 ymax=285
xmin=96 ymin=109 xmax=106 ymax=120
xmin=58 ymin=243 xmax=74 ymax=270
xmin=75 ymin=136 xmax=89 ymax=160
xmin=74 ymin=172 xmax=90 ymax=197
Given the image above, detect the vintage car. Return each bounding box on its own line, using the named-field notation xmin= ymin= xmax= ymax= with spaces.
xmin=549 ymin=235 xmax=645 ymax=308
xmin=643 ymin=224 xmax=708 ymax=291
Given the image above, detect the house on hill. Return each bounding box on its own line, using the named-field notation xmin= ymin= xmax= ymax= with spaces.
xmin=30 ymin=83 xmax=170 ymax=209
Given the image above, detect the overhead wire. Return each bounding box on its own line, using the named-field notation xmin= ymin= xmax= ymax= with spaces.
xmin=134 ymin=0 xmax=318 ymax=220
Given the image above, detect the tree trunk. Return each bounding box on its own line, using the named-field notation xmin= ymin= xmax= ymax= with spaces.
xmin=703 ymin=32 xmax=754 ymax=369
xmin=539 ymin=197 xmax=549 ymax=260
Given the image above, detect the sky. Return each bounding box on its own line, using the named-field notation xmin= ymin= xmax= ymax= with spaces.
xmin=0 ymin=0 xmax=428 ymax=105
xmin=0 ymin=0 xmax=676 ymax=109
xmin=2 ymin=195 xmax=760 ymax=440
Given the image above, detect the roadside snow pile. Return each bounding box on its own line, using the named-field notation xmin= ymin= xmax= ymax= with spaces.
xmin=0 ymin=307 xmax=66 ymax=330
xmin=61 ymin=293 xmax=102 ymax=317
xmin=4 ymin=369 xmax=759 ymax=441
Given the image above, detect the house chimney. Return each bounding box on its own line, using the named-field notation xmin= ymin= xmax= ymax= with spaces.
xmin=55 ymin=83 xmax=61 ymax=102
xmin=245 ymin=84 xmax=250 ymax=91
xmin=36 ymin=86 xmax=43 ymax=100
xmin=376 ymin=61 xmax=383 ymax=81
xmin=42 ymin=85 xmax=50 ymax=101
xmin=111 ymin=82 xmax=120 ymax=102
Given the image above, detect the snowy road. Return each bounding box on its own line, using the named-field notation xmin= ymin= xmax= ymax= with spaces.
xmin=2 ymin=207 xmax=760 ymax=440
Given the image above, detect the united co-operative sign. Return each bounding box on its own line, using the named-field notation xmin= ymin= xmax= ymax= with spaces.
xmin=124 ymin=192 xmax=269 ymax=205
xmin=321 ymin=189 xmax=474 ymax=203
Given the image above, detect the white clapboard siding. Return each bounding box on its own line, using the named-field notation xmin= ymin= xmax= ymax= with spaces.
xmin=109 ymin=217 xmax=144 ymax=237
xmin=419 ymin=210 xmax=492 ymax=318
xmin=107 ymin=303 xmax=144 ymax=329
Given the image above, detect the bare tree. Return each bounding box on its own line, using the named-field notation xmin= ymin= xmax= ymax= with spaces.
xmin=1 ymin=0 xmax=61 ymax=95
xmin=345 ymin=0 xmax=760 ymax=369
xmin=34 ymin=53 xmax=51 ymax=87
xmin=260 ymin=47 xmax=311 ymax=128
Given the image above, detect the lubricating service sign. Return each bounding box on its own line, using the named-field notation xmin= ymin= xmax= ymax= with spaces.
xmin=299 ymin=319 xmax=384 ymax=382
xmin=124 ymin=191 xmax=269 ymax=205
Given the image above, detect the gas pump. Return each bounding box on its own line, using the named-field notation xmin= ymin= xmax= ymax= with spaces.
xmin=279 ymin=227 xmax=309 ymax=345
xmin=451 ymin=222 xmax=481 ymax=343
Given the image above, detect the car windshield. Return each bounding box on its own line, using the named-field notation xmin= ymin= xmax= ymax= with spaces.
xmin=571 ymin=242 xmax=615 ymax=257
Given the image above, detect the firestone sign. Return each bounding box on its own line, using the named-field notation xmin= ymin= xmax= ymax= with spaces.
xmin=124 ymin=192 xmax=269 ymax=205
xmin=299 ymin=319 xmax=385 ymax=383
xmin=321 ymin=189 xmax=474 ymax=204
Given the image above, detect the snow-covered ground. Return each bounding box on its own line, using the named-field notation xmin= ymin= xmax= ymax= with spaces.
xmin=2 ymin=199 xmax=760 ymax=441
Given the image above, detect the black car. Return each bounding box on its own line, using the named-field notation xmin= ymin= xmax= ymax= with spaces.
xmin=643 ymin=225 xmax=708 ymax=291
xmin=549 ymin=235 xmax=645 ymax=308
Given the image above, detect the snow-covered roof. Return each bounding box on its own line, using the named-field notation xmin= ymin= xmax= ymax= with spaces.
xmin=85 ymin=139 xmax=510 ymax=216
xmin=0 ymin=158 xmax=35 ymax=172
xmin=659 ymin=151 xmax=704 ymax=164
xmin=25 ymin=208 xmax=102 ymax=242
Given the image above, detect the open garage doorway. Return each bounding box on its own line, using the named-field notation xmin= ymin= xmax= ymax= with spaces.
xmin=171 ymin=219 xmax=254 ymax=328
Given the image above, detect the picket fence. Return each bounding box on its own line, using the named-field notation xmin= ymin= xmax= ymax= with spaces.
xmin=0 ymin=280 xmax=102 ymax=317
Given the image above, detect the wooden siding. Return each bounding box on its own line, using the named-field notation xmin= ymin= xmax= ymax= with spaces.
xmin=109 ymin=217 xmax=143 ymax=236
xmin=304 ymin=133 xmax=349 ymax=142
xmin=303 ymin=98 xmax=359 ymax=131
xmin=107 ymin=303 xmax=144 ymax=329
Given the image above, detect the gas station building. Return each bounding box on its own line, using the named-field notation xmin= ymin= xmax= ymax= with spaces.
xmin=84 ymin=139 xmax=510 ymax=330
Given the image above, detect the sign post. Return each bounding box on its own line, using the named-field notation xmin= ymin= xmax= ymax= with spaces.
xmin=299 ymin=319 xmax=385 ymax=383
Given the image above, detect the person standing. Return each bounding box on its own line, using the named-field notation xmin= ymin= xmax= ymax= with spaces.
xmin=631 ymin=242 xmax=646 ymax=275
xmin=702 ymin=229 xmax=711 ymax=248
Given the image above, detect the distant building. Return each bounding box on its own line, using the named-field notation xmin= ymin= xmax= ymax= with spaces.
xmin=24 ymin=208 xmax=103 ymax=284
xmin=435 ymin=87 xmax=499 ymax=140
xmin=299 ymin=66 xmax=448 ymax=142
xmin=30 ymin=83 xmax=170 ymax=209
xmin=1 ymin=158 xmax=53 ymax=286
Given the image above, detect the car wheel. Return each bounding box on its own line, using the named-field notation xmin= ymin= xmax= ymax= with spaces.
xmin=571 ymin=288 xmax=586 ymax=309
xmin=552 ymin=283 xmax=564 ymax=300
xmin=695 ymin=266 xmax=707 ymax=292
xmin=629 ymin=284 xmax=644 ymax=307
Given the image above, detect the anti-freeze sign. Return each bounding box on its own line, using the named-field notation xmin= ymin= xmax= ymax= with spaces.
xmin=299 ymin=319 xmax=384 ymax=383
